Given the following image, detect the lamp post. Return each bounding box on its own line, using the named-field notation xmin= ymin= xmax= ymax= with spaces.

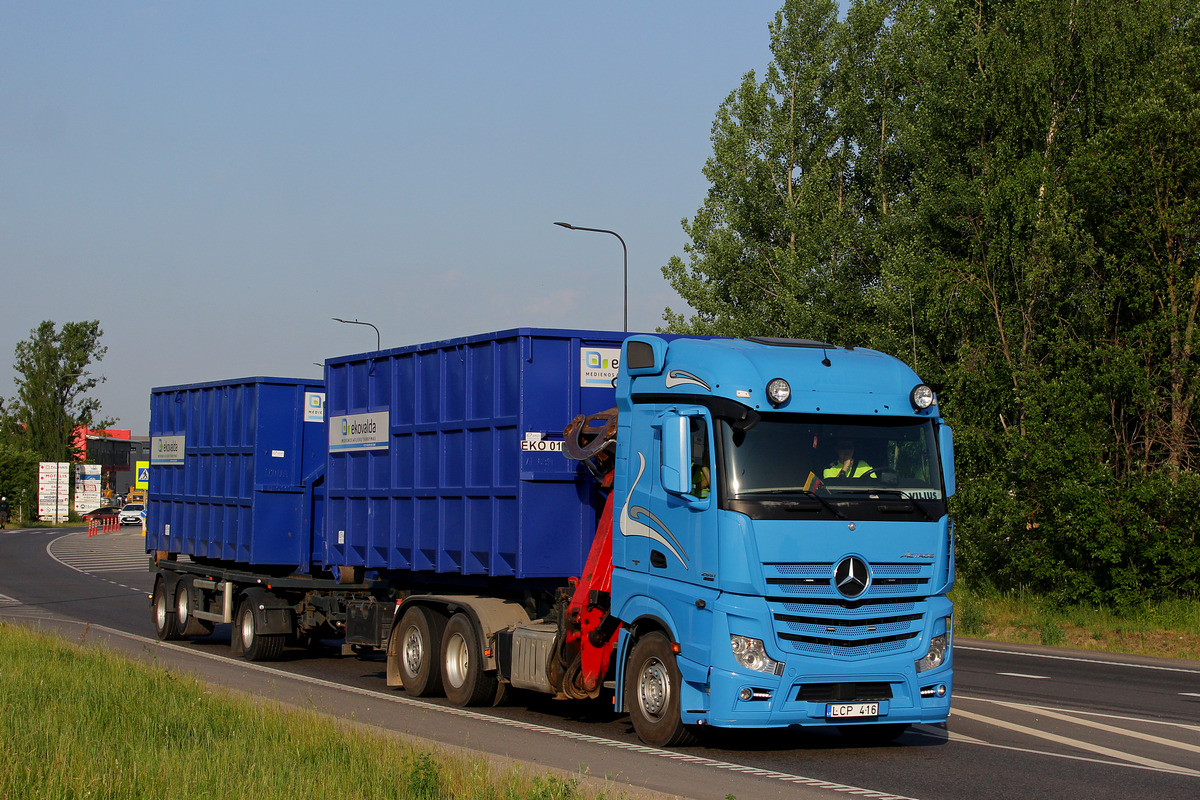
xmin=332 ymin=318 xmax=381 ymax=351
xmin=554 ymin=222 xmax=628 ymax=332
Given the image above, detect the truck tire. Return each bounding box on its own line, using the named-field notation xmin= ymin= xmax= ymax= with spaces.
xmin=440 ymin=613 xmax=498 ymax=707
xmin=175 ymin=576 xmax=214 ymax=638
xmin=394 ymin=606 xmax=443 ymax=697
xmin=625 ymin=632 xmax=696 ymax=747
xmin=236 ymin=599 xmax=285 ymax=662
xmin=152 ymin=577 xmax=183 ymax=641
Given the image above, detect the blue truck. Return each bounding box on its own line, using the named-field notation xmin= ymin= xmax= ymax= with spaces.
xmin=147 ymin=328 xmax=955 ymax=746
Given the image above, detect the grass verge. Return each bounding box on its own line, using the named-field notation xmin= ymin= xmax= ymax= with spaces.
xmin=952 ymin=586 xmax=1200 ymax=659
xmin=0 ymin=622 xmax=627 ymax=800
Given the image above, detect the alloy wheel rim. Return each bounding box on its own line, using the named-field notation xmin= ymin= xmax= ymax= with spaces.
xmin=403 ymin=628 xmax=424 ymax=675
xmin=637 ymin=657 xmax=669 ymax=720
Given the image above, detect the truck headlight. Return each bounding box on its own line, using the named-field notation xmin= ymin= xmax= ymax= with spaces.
xmin=731 ymin=635 xmax=783 ymax=675
xmin=766 ymin=378 xmax=790 ymax=406
xmin=910 ymin=384 xmax=936 ymax=410
xmin=915 ymin=633 xmax=948 ymax=673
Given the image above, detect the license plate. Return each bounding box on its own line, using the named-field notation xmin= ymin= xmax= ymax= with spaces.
xmin=826 ymin=702 xmax=879 ymax=719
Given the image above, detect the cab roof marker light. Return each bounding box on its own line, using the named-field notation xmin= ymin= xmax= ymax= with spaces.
xmin=910 ymin=384 xmax=935 ymax=410
xmin=766 ymin=378 xmax=790 ymax=407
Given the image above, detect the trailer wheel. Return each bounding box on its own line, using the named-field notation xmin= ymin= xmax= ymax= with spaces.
xmin=394 ymin=606 xmax=443 ymax=697
xmin=152 ymin=577 xmax=183 ymax=641
xmin=440 ymin=613 xmax=497 ymax=707
xmin=625 ymin=632 xmax=696 ymax=747
xmin=175 ymin=576 xmax=214 ymax=638
xmin=236 ymin=599 xmax=284 ymax=662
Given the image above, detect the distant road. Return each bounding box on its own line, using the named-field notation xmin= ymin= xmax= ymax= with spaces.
xmin=2 ymin=527 xmax=1198 ymax=800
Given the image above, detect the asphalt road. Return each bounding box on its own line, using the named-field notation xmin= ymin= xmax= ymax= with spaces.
xmin=2 ymin=526 xmax=1198 ymax=800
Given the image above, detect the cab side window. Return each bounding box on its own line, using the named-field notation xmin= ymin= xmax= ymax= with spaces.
xmin=690 ymin=417 xmax=710 ymax=499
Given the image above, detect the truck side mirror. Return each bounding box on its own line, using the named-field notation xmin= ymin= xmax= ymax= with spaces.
xmin=938 ymin=424 xmax=956 ymax=498
xmin=659 ymin=412 xmax=692 ymax=495
xmin=625 ymin=336 xmax=667 ymax=376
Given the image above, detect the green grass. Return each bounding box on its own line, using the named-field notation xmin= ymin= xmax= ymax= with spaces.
xmin=0 ymin=622 xmax=624 ymax=800
xmin=951 ymin=586 xmax=1200 ymax=659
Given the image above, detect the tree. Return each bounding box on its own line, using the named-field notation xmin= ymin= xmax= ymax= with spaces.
xmin=0 ymin=441 xmax=42 ymax=524
xmin=662 ymin=0 xmax=1200 ymax=604
xmin=6 ymin=320 xmax=112 ymax=463
xmin=1072 ymin=35 xmax=1200 ymax=478
xmin=663 ymin=0 xmax=865 ymax=341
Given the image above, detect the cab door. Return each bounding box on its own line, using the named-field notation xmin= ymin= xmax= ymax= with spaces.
xmin=646 ymin=406 xmax=720 ymax=663
xmin=616 ymin=406 xmax=716 ymax=579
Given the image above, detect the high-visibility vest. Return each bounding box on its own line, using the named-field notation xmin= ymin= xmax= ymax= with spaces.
xmin=823 ymin=460 xmax=874 ymax=479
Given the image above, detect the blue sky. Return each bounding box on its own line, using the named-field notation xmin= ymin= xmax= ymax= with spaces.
xmin=2 ymin=2 xmax=783 ymax=432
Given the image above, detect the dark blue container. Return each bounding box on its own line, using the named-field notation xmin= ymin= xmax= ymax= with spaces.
xmin=147 ymin=377 xmax=326 ymax=568
xmin=323 ymin=328 xmax=626 ymax=581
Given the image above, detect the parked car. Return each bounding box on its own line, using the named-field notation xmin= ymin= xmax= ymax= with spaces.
xmin=119 ymin=503 xmax=145 ymax=526
xmin=82 ymin=507 xmax=121 ymax=522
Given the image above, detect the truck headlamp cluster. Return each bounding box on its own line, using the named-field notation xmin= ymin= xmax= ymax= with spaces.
xmin=730 ymin=635 xmax=784 ymax=675
xmin=910 ymin=384 xmax=935 ymax=410
xmin=915 ymin=633 xmax=948 ymax=673
xmin=766 ymin=378 xmax=791 ymax=407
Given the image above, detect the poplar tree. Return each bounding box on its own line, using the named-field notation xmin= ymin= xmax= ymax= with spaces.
xmin=5 ymin=320 xmax=112 ymax=462
xmin=662 ymin=0 xmax=859 ymax=341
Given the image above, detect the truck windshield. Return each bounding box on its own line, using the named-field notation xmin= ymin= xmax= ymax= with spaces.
xmin=718 ymin=414 xmax=947 ymax=521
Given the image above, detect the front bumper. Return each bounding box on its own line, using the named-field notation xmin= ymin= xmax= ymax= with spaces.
xmin=686 ymin=662 xmax=953 ymax=729
xmin=670 ymin=596 xmax=954 ymax=730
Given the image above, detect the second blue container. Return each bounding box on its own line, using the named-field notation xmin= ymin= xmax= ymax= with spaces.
xmin=323 ymin=328 xmax=626 ymax=582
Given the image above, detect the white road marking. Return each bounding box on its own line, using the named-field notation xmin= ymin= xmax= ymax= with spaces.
xmin=956 ymin=693 xmax=1200 ymax=734
xmin=957 ymin=643 xmax=1200 ymax=675
xmin=996 ymin=672 xmax=1051 ymax=680
xmin=973 ymin=697 xmax=1200 ymax=757
xmin=45 ymin=531 xmax=150 ymax=592
xmin=950 ymin=707 xmax=1198 ymax=776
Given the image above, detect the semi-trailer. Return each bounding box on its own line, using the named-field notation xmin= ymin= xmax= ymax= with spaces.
xmin=147 ymin=327 xmax=955 ymax=746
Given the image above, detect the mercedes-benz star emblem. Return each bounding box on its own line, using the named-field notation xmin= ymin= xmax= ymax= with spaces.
xmin=834 ymin=556 xmax=870 ymax=599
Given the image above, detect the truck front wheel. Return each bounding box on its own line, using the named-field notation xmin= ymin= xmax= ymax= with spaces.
xmin=440 ymin=613 xmax=497 ymax=707
xmin=394 ymin=606 xmax=443 ymax=697
xmin=625 ymin=632 xmax=696 ymax=747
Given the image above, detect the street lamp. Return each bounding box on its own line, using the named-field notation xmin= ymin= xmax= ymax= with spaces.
xmin=332 ymin=318 xmax=381 ymax=351
xmin=554 ymin=222 xmax=628 ymax=332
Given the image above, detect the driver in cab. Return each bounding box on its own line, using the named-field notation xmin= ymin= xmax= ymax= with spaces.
xmin=824 ymin=439 xmax=875 ymax=479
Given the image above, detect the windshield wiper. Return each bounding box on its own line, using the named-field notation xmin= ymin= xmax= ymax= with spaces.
xmin=734 ymin=489 xmax=846 ymax=519
xmin=826 ymin=488 xmax=935 ymax=520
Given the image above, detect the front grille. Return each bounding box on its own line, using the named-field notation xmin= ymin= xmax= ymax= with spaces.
xmin=797 ymin=682 xmax=894 ymax=703
xmin=763 ymin=562 xmax=933 ymax=659
xmin=779 ymin=630 xmax=918 ymax=654
xmin=776 ymin=612 xmax=923 ymax=637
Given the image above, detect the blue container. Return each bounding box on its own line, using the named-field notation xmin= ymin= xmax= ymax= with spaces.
xmin=147 ymin=377 xmax=326 ymax=568
xmin=323 ymin=328 xmax=627 ymax=581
